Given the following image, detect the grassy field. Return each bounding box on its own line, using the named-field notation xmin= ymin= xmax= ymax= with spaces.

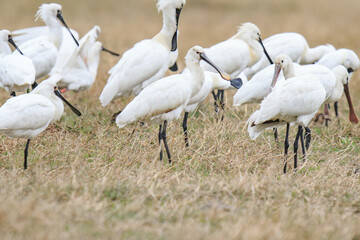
xmin=1 ymin=0 xmax=360 ymax=239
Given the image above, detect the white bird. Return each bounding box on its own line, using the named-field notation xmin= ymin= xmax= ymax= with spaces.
xmin=234 ymin=55 xmax=358 ymax=125
xmin=196 ymin=22 xmax=272 ymax=113
xmin=242 ymin=32 xmax=335 ymax=79
xmin=50 ymin=26 xmax=119 ymax=92
xmin=116 ymin=46 xmax=230 ymax=162
xmin=0 ymin=30 xmax=35 ymax=96
xmin=13 ymin=3 xmax=79 ymax=81
xmin=317 ymin=48 xmax=360 ymax=122
xmin=0 ymin=79 xmax=81 ymax=169
xmin=248 ymin=54 xmax=327 ymax=173
xmin=99 ymin=0 xmax=186 ymax=107
xmin=181 ymin=69 xmax=242 ymax=146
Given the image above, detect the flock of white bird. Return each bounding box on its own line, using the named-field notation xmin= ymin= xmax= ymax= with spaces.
xmin=0 ymin=0 xmax=359 ymax=172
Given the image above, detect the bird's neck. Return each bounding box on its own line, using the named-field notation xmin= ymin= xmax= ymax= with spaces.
xmin=301 ymin=45 xmax=332 ymax=64
xmin=0 ymin=41 xmax=12 ymax=57
xmin=187 ymin=60 xmax=205 ymax=96
xmin=283 ymin=62 xmax=296 ymax=79
xmin=47 ymin=22 xmax=63 ymax=49
xmin=153 ymin=7 xmax=177 ymax=50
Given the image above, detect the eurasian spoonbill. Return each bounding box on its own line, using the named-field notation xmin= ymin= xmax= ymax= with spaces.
xmin=99 ymin=0 xmax=186 ymax=107
xmin=248 ymin=55 xmax=327 ymax=173
xmin=317 ymin=48 xmax=360 ymax=123
xmin=180 ymin=68 xmax=242 ymax=146
xmin=0 ymin=30 xmax=35 ymax=96
xmin=116 ymin=46 xmax=230 ymax=163
xmin=196 ymin=23 xmax=272 ymax=114
xmin=242 ymin=32 xmax=335 ymax=79
xmin=13 ymin=3 xmax=79 ymax=81
xmin=0 ymin=79 xmax=81 ymax=169
xmin=50 ymin=26 xmax=119 ymax=92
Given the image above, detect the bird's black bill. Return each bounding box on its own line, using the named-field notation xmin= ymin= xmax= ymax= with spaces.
xmin=54 ymin=90 xmax=82 ymax=116
xmin=171 ymin=8 xmax=182 ymax=52
xmin=102 ymin=47 xmax=120 ymax=56
xmin=8 ymin=36 xmax=24 ymax=55
xmin=258 ymin=37 xmax=273 ymax=65
xmin=200 ymin=52 xmax=230 ymax=80
xmin=169 ymin=62 xmax=178 ymax=72
xmin=230 ymin=78 xmax=243 ymax=89
xmin=56 ymin=11 xmax=79 ymax=47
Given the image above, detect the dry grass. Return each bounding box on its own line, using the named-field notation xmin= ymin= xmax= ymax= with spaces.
xmin=1 ymin=0 xmax=360 ymax=239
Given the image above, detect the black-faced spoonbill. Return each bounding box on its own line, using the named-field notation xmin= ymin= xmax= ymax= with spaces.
xmin=115 ymin=46 xmax=230 ymax=163
xmin=0 ymin=79 xmax=81 ymax=169
xmin=248 ymin=55 xmax=327 ymax=173
xmin=99 ymin=0 xmax=186 ymax=107
xmin=0 ymin=30 xmax=35 ymax=96
xmin=13 ymin=3 xmax=79 ymax=82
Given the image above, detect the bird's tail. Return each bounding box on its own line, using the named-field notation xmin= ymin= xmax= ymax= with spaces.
xmin=99 ymin=78 xmax=120 ymax=107
xmin=247 ymin=110 xmax=284 ymax=140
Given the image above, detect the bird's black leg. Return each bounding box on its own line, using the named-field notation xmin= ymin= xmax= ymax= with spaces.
xmin=161 ymin=120 xmax=172 ymax=163
xmin=183 ymin=112 xmax=189 ymax=147
xmin=220 ymin=90 xmax=225 ymax=121
xmin=324 ymin=104 xmax=330 ymax=127
xmin=304 ymin=127 xmax=311 ymax=151
xmin=293 ymin=125 xmax=303 ymax=171
xmin=10 ymin=92 xmax=16 ymax=97
xmin=159 ymin=124 xmax=163 ymax=161
xmin=334 ymin=102 xmax=340 ymax=126
xmin=283 ymin=123 xmax=290 ymax=174
xmin=211 ymin=90 xmax=219 ymax=114
xmin=24 ymin=139 xmax=31 ymax=170
xmin=273 ymin=128 xmax=279 ymax=143
xmin=300 ymin=126 xmax=306 ymax=162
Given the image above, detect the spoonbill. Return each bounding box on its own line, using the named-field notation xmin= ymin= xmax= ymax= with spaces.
xmin=181 ymin=68 xmax=242 ymax=146
xmin=0 ymin=30 xmax=35 ymax=96
xmin=50 ymin=26 xmax=119 ymax=92
xmin=99 ymin=0 xmax=186 ymax=107
xmin=242 ymin=32 xmax=335 ymax=79
xmin=116 ymin=46 xmax=230 ymax=163
xmin=317 ymin=48 xmax=360 ymax=124
xmin=13 ymin=3 xmax=79 ymax=81
xmin=0 ymin=78 xmax=81 ymax=169
xmin=248 ymin=54 xmax=327 ymax=173
xmin=234 ymin=56 xmax=358 ymax=125
xmin=196 ymin=23 xmax=272 ymax=114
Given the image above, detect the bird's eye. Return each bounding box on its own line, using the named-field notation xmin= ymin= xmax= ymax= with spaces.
xmin=54 ymin=86 xmax=58 ymax=90
xmin=8 ymin=34 xmax=11 ymax=39
xmin=281 ymin=60 xmax=284 ymax=63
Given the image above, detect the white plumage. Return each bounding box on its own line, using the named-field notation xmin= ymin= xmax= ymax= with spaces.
xmin=116 ymin=46 xmax=230 ymax=162
xmin=13 ymin=3 xmax=79 ymax=80
xmin=99 ymin=0 xmax=186 ymax=106
xmin=0 ymin=30 xmax=35 ymax=95
xmin=242 ymin=32 xmax=335 ymax=79
xmin=0 ymin=79 xmax=81 ymax=169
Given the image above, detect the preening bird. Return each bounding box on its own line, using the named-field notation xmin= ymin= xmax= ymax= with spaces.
xmin=196 ymin=22 xmax=272 ymax=113
xmin=13 ymin=3 xmax=79 ymax=81
xmin=248 ymin=54 xmax=327 ymax=173
xmin=242 ymin=32 xmax=335 ymax=79
xmin=0 ymin=78 xmax=81 ymax=169
xmin=0 ymin=30 xmax=35 ymax=96
xmin=115 ymin=46 xmax=230 ymax=162
xmin=99 ymin=0 xmax=186 ymax=107
xmin=50 ymin=25 xmax=119 ymax=92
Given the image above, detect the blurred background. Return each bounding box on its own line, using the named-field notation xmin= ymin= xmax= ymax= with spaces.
xmin=0 ymin=0 xmax=359 ymax=100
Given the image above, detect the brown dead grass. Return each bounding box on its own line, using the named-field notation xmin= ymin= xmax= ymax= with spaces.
xmin=1 ymin=0 xmax=360 ymax=239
